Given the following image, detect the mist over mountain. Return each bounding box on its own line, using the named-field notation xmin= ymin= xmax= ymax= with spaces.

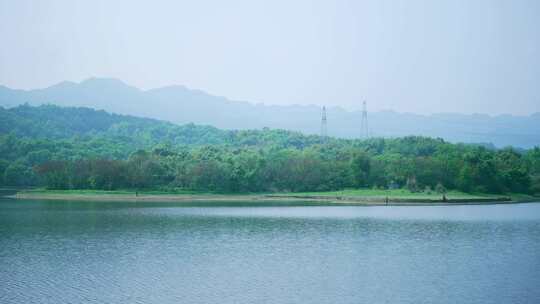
xmin=1 ymin=78 xmax=538 ymax=148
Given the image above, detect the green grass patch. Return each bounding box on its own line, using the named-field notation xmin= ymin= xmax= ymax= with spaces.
xmin=21 ymin=188 xmax=208 ymax=196
xmin=275 ymin=188 xmax=510 ymax=199
xmin=19 ymin=188 xmax=536 ymax=201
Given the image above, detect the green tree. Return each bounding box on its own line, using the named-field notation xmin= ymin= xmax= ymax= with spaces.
xmin=350 ymin=151 xmax=371 ymax=187
xmin=4 ymin=162 xmax=34 ymax=186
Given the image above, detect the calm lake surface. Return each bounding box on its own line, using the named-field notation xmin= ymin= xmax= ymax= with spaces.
xmin=1 ymin=199 xmax=540 ymax=304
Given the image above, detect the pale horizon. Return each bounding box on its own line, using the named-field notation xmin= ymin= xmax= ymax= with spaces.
xmin=1 ymin=0 xmax=539 ymax=115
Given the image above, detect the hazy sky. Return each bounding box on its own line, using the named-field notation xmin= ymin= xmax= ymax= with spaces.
xmin=0 ymin=0 xmax=539 ymax=115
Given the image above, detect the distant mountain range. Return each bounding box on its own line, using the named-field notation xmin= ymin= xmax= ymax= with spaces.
xmin=1 ymin=78 xmax=539 ymax=148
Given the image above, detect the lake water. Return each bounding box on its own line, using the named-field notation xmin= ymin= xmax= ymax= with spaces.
xmin=1 ymin=199 xmax=540 ymax=304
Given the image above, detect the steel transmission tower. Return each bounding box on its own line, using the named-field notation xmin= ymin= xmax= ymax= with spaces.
xmin=360 ymin=101 xmax=369 ymax=139
xmin=321 ymin=106 xmax=328 ymax=138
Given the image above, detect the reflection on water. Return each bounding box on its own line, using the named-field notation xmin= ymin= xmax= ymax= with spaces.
xmin=1 ymin=199 xmax=540 ymax=304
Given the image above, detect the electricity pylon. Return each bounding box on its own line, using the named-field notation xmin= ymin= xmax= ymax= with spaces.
xmin=321 ymin=106 xmax=327 ymax=138
xmin=360 ymin=101 xmax=369 ymax=139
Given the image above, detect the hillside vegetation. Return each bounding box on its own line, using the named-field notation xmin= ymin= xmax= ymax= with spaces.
xmin=1 ymin=104 xmax=539 ymax=195
xmin=1 ymin=77 xmax=539 ymax=148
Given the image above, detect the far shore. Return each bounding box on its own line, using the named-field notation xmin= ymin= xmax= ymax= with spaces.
xmin=7 ymin=189 xmax=538 ymax=206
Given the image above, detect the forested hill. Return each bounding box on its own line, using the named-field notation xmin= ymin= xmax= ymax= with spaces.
xmin=0 ymin=104 xmax=329 ymax=150
xmin=0 ymin=104 xmax=224 ymax=144
xmin=1 ymin=78 xmax=539 ymax=148
xmin=1 ymin=104 xmax=539 ymax=195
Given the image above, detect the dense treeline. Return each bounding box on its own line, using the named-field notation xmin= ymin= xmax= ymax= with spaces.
xmin=1 ymin=104 xmax=539 ymax=194
xmin=3 ymin=135 xmax=540 ymax=194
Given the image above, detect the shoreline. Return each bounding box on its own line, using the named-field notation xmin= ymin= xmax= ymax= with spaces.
xmin=7 ymin=191 xmax=537 ymax=206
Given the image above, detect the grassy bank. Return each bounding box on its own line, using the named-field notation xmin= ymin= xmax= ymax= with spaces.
xmin=9 ymin=188 xmax=538 ymax=205
xmin=275 ymin=189 xmax=497 ymax=199
xmin=266 ymin=189 xmax=540 ymax=204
